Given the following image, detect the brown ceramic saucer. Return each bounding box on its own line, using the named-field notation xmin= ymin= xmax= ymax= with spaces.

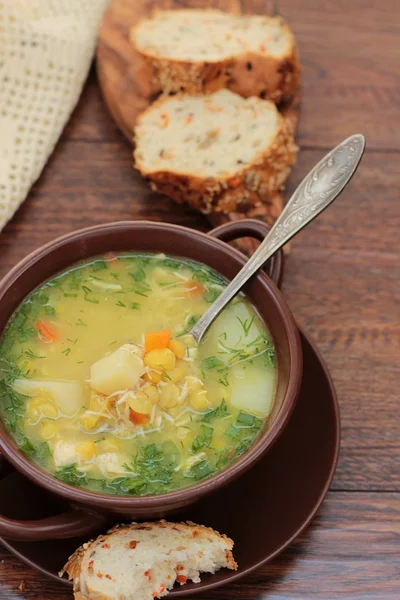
xmin=0 ymin=327 xmax=339 ymax=594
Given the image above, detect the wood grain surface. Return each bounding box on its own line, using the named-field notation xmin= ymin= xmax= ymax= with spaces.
xmin=0 ymin=0 xmax=399 ymax=598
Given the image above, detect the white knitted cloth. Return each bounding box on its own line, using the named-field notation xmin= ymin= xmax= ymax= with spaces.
xmin=0 ymin=0 xmax=110 ymax=231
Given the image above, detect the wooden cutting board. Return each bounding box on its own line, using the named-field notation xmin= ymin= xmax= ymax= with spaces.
xmin=96 ymin=0 xmax=300 ymax=239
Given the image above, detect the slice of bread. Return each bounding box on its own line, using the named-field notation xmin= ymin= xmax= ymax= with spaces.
xmin=134 ymin=89 xmax=297 ymax=215
xmin=61 ymin=520 xmax=237 ymax=600
xmin=130 ymin=9 xmax=300 ymax=104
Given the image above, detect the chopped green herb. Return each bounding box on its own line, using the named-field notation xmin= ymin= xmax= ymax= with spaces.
xmin=24 ymin=349 xmax=45 ymax=359
xmin=216 ymin=447 xmax=234 ymax=469
xmin=162 ymin=258 xmax=182 ymax=270
xmin=62 ymin=348 xmax=71 ymax=356
xmin=218 ymin=373 xmax=229 ymax=387
xmin=130 ymin=268 xmax=146 ymax=282
xmin=187 ymin=315 xmax=198 ymax=328
xmin=131 ymin=302 xmax=141 ymax=310
xmin=237 ymin=316 xmax=255 ymax=337
xmin=92 ymin=260 xmax=107 ymax=272
xmin=192 ymin=423 xmax=213 ymax=452
xmin=121 ymin=443 xmax=181 ymax=496
xmin=55 ymin=464 xmax=87 ymax=487
xmin=76 ymin=318 xmax=87 ymax=326
xmin=202 ymin=356 xmax=225 ymax=370
xmin=185 ymin=459 xmax=216 ymax=481
xmin=201 ymin=400 xmax=229 ymax=423
xmin=94 ymin=437 xmax=106 ymax=444
xmin=36 ymin=442 xmax=52 ymax=460
xmin=19 ymin=437 xmax=36 ymax=456
xmin=116 ymin=300 xmax=126 ymax=307
xmin=235 ymin=437 xmax=254 ymax=455
xmin=225 ymin=424 xmax=240 ymax=439
xmin=236 ymin=411 xmax=256 ymax=427
xmin=103 ymin=477 xmax=146 ymax=496
xmin=44 ymin=305 xmax=56 ymax=317
xmin=204 ymin=287 xmax=221 ymax=303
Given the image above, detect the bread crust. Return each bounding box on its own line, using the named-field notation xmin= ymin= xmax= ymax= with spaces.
xmin=131 ymin=17 xmax=300 ymax=105
xmin=60 ymin=520 xmax=237 ymax=600
xmin=134 ymin=103 xmax=297 ymax=215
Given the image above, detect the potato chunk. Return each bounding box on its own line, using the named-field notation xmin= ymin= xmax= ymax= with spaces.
xmin=230 ymin=365 xmax=276 ymax=417
xmin=13 ymin=379 xmax=83 ymax=416
xmin=90 ymin=344 xmax=144 ymax=396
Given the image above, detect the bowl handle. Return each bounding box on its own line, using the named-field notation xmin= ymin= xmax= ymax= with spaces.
xmin=0 ymin=505 xmax=106 ymax=541
xmin=208 ymin=218 xmax=283 ymax=287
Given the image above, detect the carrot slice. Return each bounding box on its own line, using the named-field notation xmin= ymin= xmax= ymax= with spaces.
xmin=145 ymin=329 xmax=171 ymax=352
xmin=129 ymin=409 xmax=148 ymax=426
xmin=184 ymin=280 xmax=204 ymax=297
xmin=152 ymin=584 xmax=166 ymax=597
xmin=176 ymin=575 xmax=187 ymax=584
xmin=35 ymin=320 xmax=58 ymax=343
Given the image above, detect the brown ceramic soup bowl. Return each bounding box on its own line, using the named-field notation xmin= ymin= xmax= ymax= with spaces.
xmin=0 ymin=220 xmax=302 ymax=541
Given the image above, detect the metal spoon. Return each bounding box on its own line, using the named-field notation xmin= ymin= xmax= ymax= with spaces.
xmin=190 ymin=134 xmax=365 ymax=344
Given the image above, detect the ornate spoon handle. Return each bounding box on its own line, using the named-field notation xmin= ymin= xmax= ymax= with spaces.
xmin=191 ymin=134 xmax=365 ymax=344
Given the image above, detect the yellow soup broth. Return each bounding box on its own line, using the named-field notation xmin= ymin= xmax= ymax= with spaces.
xmin=0 ymin=253 xmax=277 ymax=495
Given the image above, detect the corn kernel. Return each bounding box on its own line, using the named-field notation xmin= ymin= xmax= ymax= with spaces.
xmin=144 ymin=348 xmax=176 ymax=371
xmin=128 ymin=392 xmax=152 ymax=415
xmin=162 ymin=367 xmax=185 ymax=384
xmin=185 ymin=376 xmax=204 ymax=392
xmin=159 ymin=383 xmax=180 ymax=409
xmin=28 ymin=397 xmax=58 ymax=420
xmin=143 ymin=384 xmax=159 ymax=404
xmin=79 ymin=411 xmax=100 ymax=430
xmin=29 ymin=396 xmax=49 ymax=408
xmin=168 ymin=339 xmax=186 ymax=358
xmin=190 ymin=390 xmax=210 ymax=411
xmin=40 ymin=402 xmax=58 ymax=419
xmin=101 ymin=438 xmax=120 ymax=452
xmin=27 ymin=405 xmax=41 ymax=423
xmin=77 ymin=441 xmax=96 ymax=460
xmin=41 ymin=421 xmax=58 ymax=440
xmin=144 ymin=369 xmax=162 ymax=384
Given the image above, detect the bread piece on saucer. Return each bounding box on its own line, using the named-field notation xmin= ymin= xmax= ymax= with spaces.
xmin=60 ymin=520 xmax=237 ymax=600
xmin=134 ymin=89 xmax=297 ymax=215
xmin=130 ymin=9 xmax=299 ymax=105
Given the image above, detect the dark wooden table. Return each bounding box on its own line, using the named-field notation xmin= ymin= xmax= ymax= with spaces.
xmin=1 ymin=0 xmax=399 ymax=598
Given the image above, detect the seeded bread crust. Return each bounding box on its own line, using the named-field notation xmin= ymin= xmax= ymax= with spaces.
xmin=130 ymin=15 xmax=300 ymax=105
xmin=61 ymin=520 xmax=237 ymax=600
xmin=134 ymin=98 xmax=297 ymax=215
